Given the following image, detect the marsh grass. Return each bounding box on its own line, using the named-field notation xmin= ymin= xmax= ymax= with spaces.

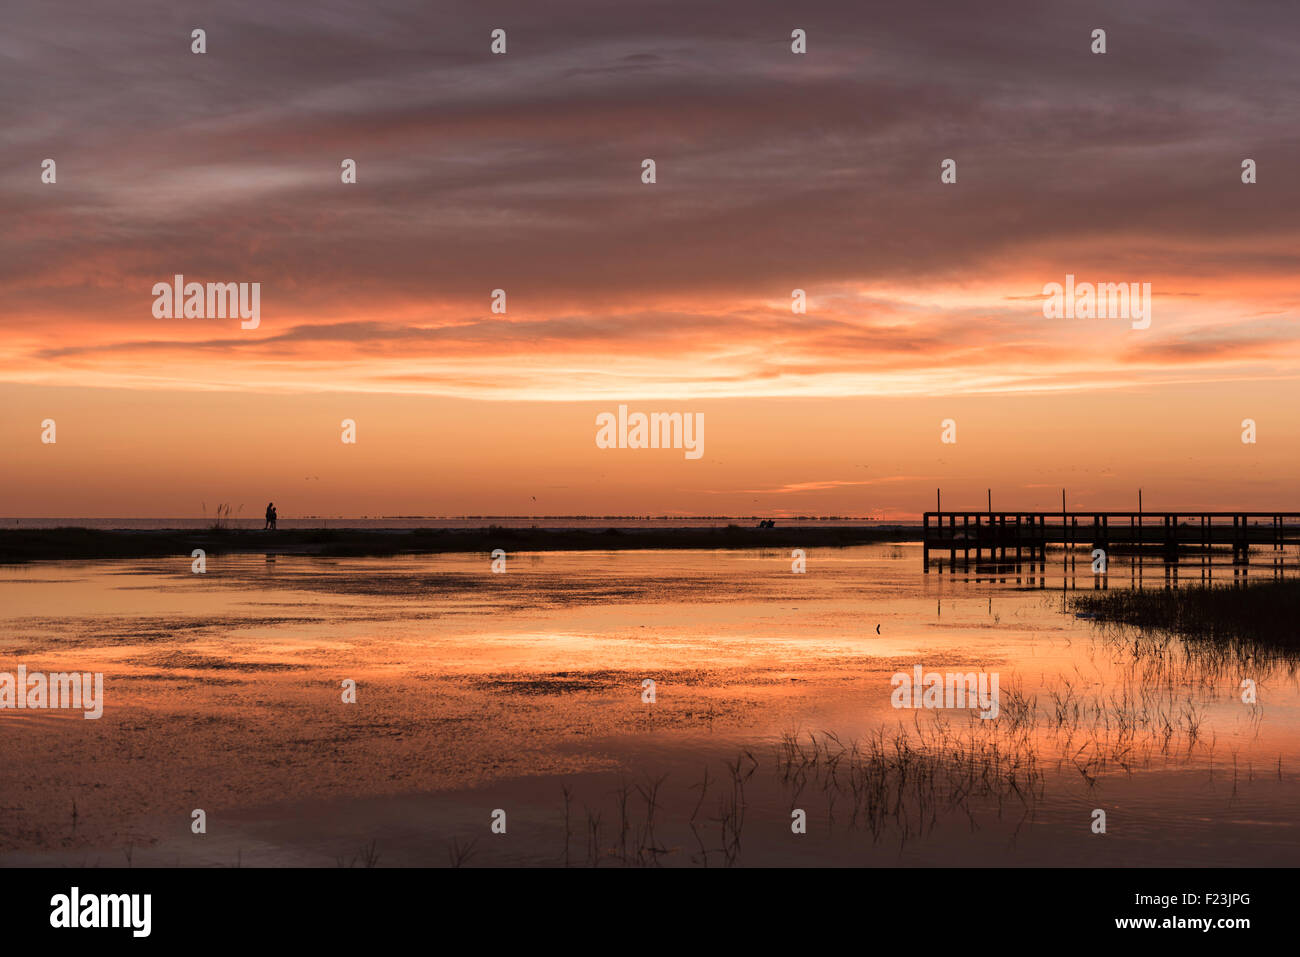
xmin=202 ymin=502 xmax=243 ymax=531
xmin=335 ymin=840 xmax=381 ymax=868
xmin=1073 ymin=580 xmax=1300 ymax=652
xmin=563 ymin=772 xmax=676 ymax=867
xmin=776 ymin=722 xmax=1044 ymax=844
xmin=447 ymin=837 xmax=477 ymax=868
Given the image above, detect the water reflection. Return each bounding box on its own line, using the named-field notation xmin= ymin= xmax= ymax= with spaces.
xmin=0 ymin=544 xmax=1296 ymax=866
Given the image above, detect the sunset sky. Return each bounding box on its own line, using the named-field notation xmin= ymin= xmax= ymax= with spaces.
xmin=3 ymin=0 xmax=1298 ymax=518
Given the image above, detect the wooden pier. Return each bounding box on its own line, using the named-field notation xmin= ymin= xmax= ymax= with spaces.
xmin=922 ymin=510 xmax=1300 ymax=571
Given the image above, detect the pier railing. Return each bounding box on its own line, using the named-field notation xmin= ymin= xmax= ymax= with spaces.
xmin=922 ymin=511 xmax=1300 ymax=570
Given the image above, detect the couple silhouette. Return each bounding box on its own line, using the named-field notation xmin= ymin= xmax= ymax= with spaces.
xmin=264 ymin=502 xmax=278 ymax=530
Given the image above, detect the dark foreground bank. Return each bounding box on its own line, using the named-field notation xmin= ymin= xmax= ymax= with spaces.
xmin=0 ymin=524 xmax=919 ymax=563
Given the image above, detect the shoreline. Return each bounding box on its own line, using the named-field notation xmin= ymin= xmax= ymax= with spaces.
xmin=0 ymin=525 xmax=921 ymax=564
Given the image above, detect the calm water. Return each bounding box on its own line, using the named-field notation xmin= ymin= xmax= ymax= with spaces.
xmin=1 ymin=544 xmax=1296 ymax=867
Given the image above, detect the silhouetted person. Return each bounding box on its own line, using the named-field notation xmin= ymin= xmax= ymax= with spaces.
xmin=270 ymin=504 xmax=278 ymax=530
xmin=265 ymin=502 xmax=275 ymax=530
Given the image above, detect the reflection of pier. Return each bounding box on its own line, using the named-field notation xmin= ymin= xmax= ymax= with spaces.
xmin=922 ymin=510 xmax=1300 ymax=576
